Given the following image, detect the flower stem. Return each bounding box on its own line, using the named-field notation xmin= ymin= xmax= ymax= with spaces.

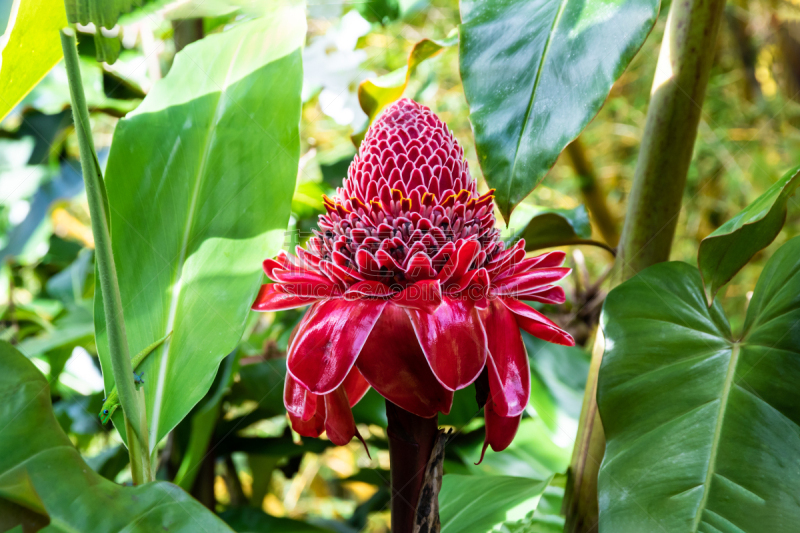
xmin=386 ymin=400 xmax=442 ymax=533
xmin=59 ymin=28 xmax=152 ymax=484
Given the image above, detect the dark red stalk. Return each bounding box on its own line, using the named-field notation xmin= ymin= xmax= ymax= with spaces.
xmin=386 ymin=400 xmax=441 ymax=533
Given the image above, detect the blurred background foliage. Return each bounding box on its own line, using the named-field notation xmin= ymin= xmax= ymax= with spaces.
xmin=1 ymin=0 xmax=799 ymax=531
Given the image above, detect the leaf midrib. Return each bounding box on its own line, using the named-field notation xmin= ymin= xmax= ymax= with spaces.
xmin=691 ymin=341 xmax=741 ymax=531
xmin=148 ymin=36 xmax=247 ymax=444
xmin=506 ymin=0 xmax=569 ymax=213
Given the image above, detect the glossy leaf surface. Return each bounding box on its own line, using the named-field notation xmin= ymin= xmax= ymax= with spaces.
xmin=698 ymin=164 xmax=800 ymax=304
xmin=502 ymin=203 xmax=613 ymax=253
xmin=440 ymin=474 xmax=552 ymax=533
xmin=95 ymin=9 xmax=304 ymax=449
xmin=0 ymin=0 xmax=66 ymax=122
xmin=0 ymin=341 xmax=233 ymax=532
xmin=459 ymin=0 xmax=659 ymax=220
xmin=599 ymin=238 xmax=800 ymax=532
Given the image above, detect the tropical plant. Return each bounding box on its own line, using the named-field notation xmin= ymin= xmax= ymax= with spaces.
xmin=0 ymin=0 xmax=798 ymax=532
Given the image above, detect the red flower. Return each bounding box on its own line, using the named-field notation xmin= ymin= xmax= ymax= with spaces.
xmin=253 ymin=99 xmax=574 ymax=458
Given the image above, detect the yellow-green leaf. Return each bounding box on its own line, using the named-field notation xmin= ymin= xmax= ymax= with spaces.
xmin=352 ymin=35 xmax=456 ymax=146
xmin=0 ymin=0 xmax=67 ymax=123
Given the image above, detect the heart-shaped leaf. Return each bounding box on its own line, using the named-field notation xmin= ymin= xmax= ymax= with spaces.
xmin=459 ymin=0 xmax=659 ymax=220
xmin=598 ymin=237 xmax=800 ymax=532
xmin=0 ymin=341 xmax=233 ymax=532
xmin=95 ymin=8 xmax=304 ymax=449
xmin=698 ymin=164 xmax=800 ymax=304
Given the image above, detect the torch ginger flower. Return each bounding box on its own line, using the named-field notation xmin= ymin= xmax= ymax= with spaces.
xmin=253 ymin=99 xmax=574 ymax=458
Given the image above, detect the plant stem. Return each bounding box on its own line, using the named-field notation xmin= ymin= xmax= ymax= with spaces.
xmin=386 ymin=400 xmax=441 ymax=533
xmin=126 ymin=387 xmax=153 ymax=483
xmin=563 ymin=330 xmax=606 ymax=532
xmin=617 ymin=0 xmax=727 ymax=279
xmin=565 ymin=138 xmax=619 ymax=247
xmin=565 ymin=0 xmax=727 ymax=529
xmin=60 ymin=28 xmax=151 ymax=483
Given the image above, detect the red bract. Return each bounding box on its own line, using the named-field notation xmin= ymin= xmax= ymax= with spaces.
xmin=253 ymin=99 xmax=574 ymax=458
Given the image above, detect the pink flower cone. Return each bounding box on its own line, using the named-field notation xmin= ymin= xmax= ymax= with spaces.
xmin=253 ymin=99 xmax=574 ymax=457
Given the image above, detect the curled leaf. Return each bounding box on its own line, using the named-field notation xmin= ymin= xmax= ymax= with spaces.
xmin=352 ymin=35 xmax=457 ymax=146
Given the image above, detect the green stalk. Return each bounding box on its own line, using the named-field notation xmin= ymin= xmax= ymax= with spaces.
xmin=564 ymin=0 xmax=727 ymax=530
xmin=125 ymin=387 xmax=153 ymax=482
xmin=617 ymin=0 xmax=727 ymax=278
xmin=59 ymin=28 xmax=152 ymax=483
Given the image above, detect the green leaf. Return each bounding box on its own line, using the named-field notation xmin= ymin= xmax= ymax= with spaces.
xmin=16 ymin=321 xmax=93 ymax=359
xmin=459 ymin=0 xmax=659 ymax=221
xmin=497 ymin=475 xmax=567 ymax=533
xmin=440 ymin=474 xmax=552 ymax=533
xmin=95 ymin=8 xmax=304 ymax=449
xmin=236 ymin=357 xmax=288 ymax=418
xmin=65 ymin=0 xmax=150 ymax=29
xmin=161 ymin=0 xmax=293 ymax=20
xmin=598 ymin=238 xmax=800 ymax=532
xmin=21 ymin=57 xmax=139 ymax=115
xmin=162 ymin=0 xmax=242 ymax=20
xmin=524 ymin=333 xmax=589 ymax=432
xmin=351 ymin=388 xmax=388 ymax=426
xmin=352 ymin=35 xmax=456 ymax=146
xmin=439 ymin=385 xmax=481 ymax=428
xmin=453 ymin=418 xmax=572 ymax=479
xmin=91 ymin=29 xmax=121 ymax=64
xmin=502 ymin=203 xmax=613 ymax=253
xmin=698 ymin=164 xmax=800 ymax=304
xmin=355 ymin=0 xmax=400 ymax=24
xmin=174 ymin=351 xmax=238 ymax=491
xmin=0 ymin=0 xmax=67 ymax=123
xmin=0 ymin=341 xmax=233 ymax=532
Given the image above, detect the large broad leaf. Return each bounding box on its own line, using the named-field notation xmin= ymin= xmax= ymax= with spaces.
xmin=459 ymin=0 xmax=659 ymax=220
xmin=698 ymin=164 xmax=800 ymax=304
xmin=440 ymin=474 xmax=552 ymax=533
xmin=598 ymin=237 xmax=800 ymax=532
xmin=0 ymin=341 xmax=233 ymax=532
xmin=0 ymin=0 xmax=67 ymax=122
xmin=95 ymin=8 xmax=304 ymax=450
